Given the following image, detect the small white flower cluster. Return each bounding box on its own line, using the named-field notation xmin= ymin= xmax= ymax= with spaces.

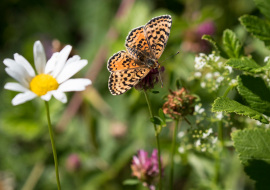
xmin=261 ymin=56 xmax=270 ymax=86
xmin=195 ymin=104 xmax=205 ymax=114
xmin=194 ymin=53 xmax=220 ymax=70
xmin=177 ymin=127 xmax=218 ymax=154
xmin=192 ymin=128 xmax=218 ymax=153
xmin=193 ymin=52 xmax=235 ymax=92
xmin=264 ymin=56 xmax=270 ymax=63
xmin=194 ymin=103 xmax=206 ymax=123
xmin=215 ymin=112 xmax=223 ymax=120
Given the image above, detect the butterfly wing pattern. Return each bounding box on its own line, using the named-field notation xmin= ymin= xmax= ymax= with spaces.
xmin=108 ymin=15 xmax=172 ymax=95
xmin=144 ymin=15 xmax=172 ymax=59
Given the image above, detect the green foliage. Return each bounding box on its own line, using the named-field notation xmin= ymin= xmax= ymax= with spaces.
xmin=123 ymin=179 xmax=140 ymax=185
xmin=225 ymin=57 xmax=261 ymax=73
xmin=202 ymin=35 xmax=221 ymax=53
xmin=253 ymin=0 xmax=270 ymax=20
xmin=150 ymin=116 xmax=163 ymax=126
xmin=202 ymin=35 xmax=228 ymax=58
xmin=212 ymin=97 xmax=269 ymax=124
xmin=222 ymin=29 xmax=243 ymax=58
xmin=237 ymin=75 xmax=270 ymax=116
xmin=207 ymin=1 xmax=270 ymax=188
xmin=232 ymin=128 xmax=270 ymax=189
xmin=239 ymin=14 xmax=270 ymax=48
xmin=202 ymin=29 xmax=244 ymax=59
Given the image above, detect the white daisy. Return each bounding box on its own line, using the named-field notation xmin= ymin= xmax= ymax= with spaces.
xmin=4 ymin=41 xmax=92 ymax=105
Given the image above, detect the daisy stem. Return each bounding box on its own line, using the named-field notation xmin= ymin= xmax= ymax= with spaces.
xmin=143 ymin=91 xmax=162 ymax=190
xmin=169 ymin=118 xmax=179 ymax=190
xmin=45 ymin=101 xmax=61 ymax=190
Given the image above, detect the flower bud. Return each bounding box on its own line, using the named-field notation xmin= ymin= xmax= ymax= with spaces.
xmin=163 ymin=88 xmax=197 ymax=120
xmin=66 ymin=154 xmax=81 ymax=172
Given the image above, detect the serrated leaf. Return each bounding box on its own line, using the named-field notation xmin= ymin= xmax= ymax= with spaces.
xmin=222 ymin=29 xmax=243 ymax=58
xmin=232 ymin=128 xmax=270 ymax=189
xmin=212 ymin=97 xmax=269 ymax=124
xmin=256 ymin=60 xmax=270 ymax=72
xmin=123 ymin=179 xmax=140 ymax=185
xmin=202 ymin=35 xmax=228 ymax=58
xmin=239 ymin=15 xmax=270 ymax=48
xmin=237 ymin=75 xmax=270 ymax=116
xmin=225 ymin=57 xmax=261 ymax=73
xmin=254 ymin=0 xmax=270 ymax=20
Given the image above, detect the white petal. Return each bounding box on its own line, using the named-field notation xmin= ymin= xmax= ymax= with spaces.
xmin=52 ymin=90 xmax=67 ymax=103
xmin=14 ymin=53 xmax=35 ymax=77
xmin=3 ymin=58 xmax=33 ymax=83
xmin=5 ymin=68 xmax=29 ymax=88
xmin=56 ymin=59 xmax=88 ymax=83
xmin=11 ymin=91 xmax=37 ymax=106
xmin=4 ymin=82 xmax=29 ymax=92
xmin=66 ymin=55 xmax=81 ymax=65
xmin=58 ymin=79 xmax=92 ymax=92
xmin=41 ymin=92 xmax=52 ymax=101
xmin=34 ymin=41 xmax=46 ymax=74
xmin=45 ymin=52 xmax=59 ymax=74
xmin=51 ymin=45 xmax=72 ymax=78
xmin=4 ymin=59 xmax=24 ymax=76
xmin=3 ymin=58 xmax=20 ymax=69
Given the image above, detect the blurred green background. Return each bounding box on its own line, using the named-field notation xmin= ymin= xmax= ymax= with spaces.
xmin=0 ymin=0 xmax=263 ymax=189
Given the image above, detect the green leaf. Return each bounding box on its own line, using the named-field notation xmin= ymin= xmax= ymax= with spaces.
xmin=158 ymin=108 xmax=166 ymax=123
xmin=253 ymin=0 xmax=270 ymax=20
xmin=232 ymin=128 xmax=270 ymax=190
xmin=256 ymin=60 xmax=270 ymax=72
xmin=222 ymin=29 xmax=243 ymax=58
xmin=225 ymin=57 xmax=261 ymax=73
xmin=212 ymin=97 xmax=269 ymax=124
xmin=123 ymin=179 xmax=140 ymax=185
xmin=237 ymin=75 xmax=270 ymax=116
xmin=150 ymin=116 xmax=163 ymax=126
xmin=239 ymin=15 xmax=270 ymax=48
xmin=202 ymin=35 xmax=228 ymax=58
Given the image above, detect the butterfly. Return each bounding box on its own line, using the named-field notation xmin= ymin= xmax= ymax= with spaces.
xmin=107 ymin=15 xmax=172 ymax=95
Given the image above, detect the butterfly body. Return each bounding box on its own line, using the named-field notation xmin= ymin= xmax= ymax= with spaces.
xmin=107 ymin=15 xmax=172 ymax=95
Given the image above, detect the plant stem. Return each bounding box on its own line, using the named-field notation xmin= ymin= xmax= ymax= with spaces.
xmin=22 ymin=162 xmax=44 ymax=190
xmin=213 ymin=120 xmax=223 ymax=187
xmin=45 ymin=101 xmax=61 ymax=190
xmin=223 ymin=84 xmax=235 ymax=98
xmin=143 ymin=91 xmax=162 ymax=190
xmin=169 ymin=119 xmax=179 ymax=190
xmin=218 ymin=120 xmax=224 ymax=147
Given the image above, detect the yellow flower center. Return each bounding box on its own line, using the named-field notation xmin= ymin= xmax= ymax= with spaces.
xmin=30 ymin=74 xmax=59 ymax=96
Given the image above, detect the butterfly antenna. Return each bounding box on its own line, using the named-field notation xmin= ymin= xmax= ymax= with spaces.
xmin=158 ymin=51 xmax=179 ymax=88
xmin=160 ymin=51 xmax=180 ymax=63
